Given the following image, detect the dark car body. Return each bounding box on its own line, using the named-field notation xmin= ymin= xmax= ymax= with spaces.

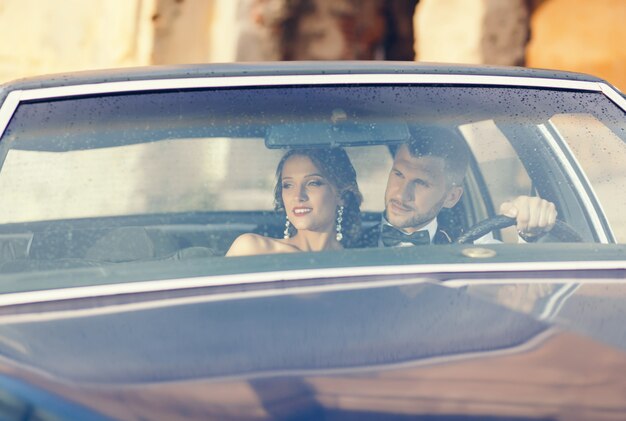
xmin=0 ymin=62 xmax=624 ymax=420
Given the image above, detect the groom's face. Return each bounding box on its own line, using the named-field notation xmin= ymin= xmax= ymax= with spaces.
xmin=384 ymin=145 xmax=462 ymax=233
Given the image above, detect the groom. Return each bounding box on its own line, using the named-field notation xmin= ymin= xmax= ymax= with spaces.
xmin=361 ymin=126 xmax=557 ymax=247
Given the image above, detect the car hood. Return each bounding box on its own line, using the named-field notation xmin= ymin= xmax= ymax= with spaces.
xmin=0 ymin=279 xmax=624 ymax=420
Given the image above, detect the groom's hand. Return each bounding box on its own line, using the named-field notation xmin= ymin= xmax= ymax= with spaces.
xmin=499 ymin=195 xmax=557 ymax=237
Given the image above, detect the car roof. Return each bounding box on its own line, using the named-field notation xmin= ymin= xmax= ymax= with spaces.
xmin=0 ymin=61 xmax=608 ymax=95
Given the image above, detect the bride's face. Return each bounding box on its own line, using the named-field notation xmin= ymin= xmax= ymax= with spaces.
xmin=281 ymin=155 xmax=341 ymax=235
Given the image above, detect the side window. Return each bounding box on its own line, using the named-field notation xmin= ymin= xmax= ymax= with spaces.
xmin=550 ymin=114 xmax=626 ymax=243
xmin=460 ymin=120 xmax=533 ymax=242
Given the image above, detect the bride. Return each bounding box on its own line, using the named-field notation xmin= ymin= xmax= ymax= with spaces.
xmin=226 ymin=147 xmax=362 ymax=256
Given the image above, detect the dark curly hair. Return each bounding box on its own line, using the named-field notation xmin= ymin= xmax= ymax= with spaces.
xmin=274 ymin=147 xmax=363 ymax=247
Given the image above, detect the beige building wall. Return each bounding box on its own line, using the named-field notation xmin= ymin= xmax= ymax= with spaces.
xmin=152 ymin=0 xmax=238 ymax=64
xmin=414 ymin=0 xmax=529 ymax=66
xmin=415 ymin=0 xmax=485 ymax=64
xmin=0 ymin=0 xmax=238 ymax=84
xmin=0 ymin=0 xmax=156 ymax=83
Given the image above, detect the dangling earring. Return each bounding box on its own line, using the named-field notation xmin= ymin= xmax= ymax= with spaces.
xmin=335 ymin=205 xmax=344 ymax=242
xmin=284 ymin=218 xmax=291 ymax=239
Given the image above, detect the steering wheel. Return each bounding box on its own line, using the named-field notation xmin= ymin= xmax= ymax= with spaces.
xmin=456 ymin=215 xmax=584 ymax=244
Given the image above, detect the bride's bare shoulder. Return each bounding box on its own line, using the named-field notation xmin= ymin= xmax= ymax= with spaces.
xmin=226 ymin=233 xmax=289 ymax=256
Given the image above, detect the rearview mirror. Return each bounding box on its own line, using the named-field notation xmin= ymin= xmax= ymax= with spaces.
xmin=266 ymin=120 xmax=411 ymax=148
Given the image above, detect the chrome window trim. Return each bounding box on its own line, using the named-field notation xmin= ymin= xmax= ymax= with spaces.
xmin=0 ymin=74 xmax=610 ymax=138
xmin=14 ymin=74 xmax=609 ymax=100
xmin=0 ymin=90 xmax=21 ymax=142
xmin=599 ymin=82 xmax=626 ymax=111
xmin=0 ymin=259 xmax=623 ymax=309
xmin=538 ymin=123 xmax=612 ymax=243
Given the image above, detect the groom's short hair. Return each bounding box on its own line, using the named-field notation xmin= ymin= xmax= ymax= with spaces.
xmin=400 ymin=125 xmax=470 ymax=186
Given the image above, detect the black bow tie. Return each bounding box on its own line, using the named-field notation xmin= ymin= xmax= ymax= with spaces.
xmin=381 ymin=224 xmax=431 ymax=247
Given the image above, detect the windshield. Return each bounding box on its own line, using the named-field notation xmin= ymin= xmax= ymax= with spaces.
xmin=0 ymin=84 xmax=624 ymax=289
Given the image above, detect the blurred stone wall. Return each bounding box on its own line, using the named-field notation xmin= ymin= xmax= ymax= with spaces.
xmin=526 ymin=0 xmax=626 ymax=91
xmin=234 ymin=0 xmax=417 ymax=61
xmin=0 ymin=0 xmax=623 ymax=90
xmin=412 ymin=0 xmax=625 ymax=90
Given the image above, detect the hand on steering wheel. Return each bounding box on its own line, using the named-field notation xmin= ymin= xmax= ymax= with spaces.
xmin=456 ymin=215 xmax=583 ymax=244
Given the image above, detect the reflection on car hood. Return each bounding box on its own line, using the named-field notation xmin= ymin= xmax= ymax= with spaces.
xmin=0 ymin=282 xmax=551 ymax=383
xmin=0 ymin=279 xmax=624 ymax=419
xmin=465 ymin=279 xmax=626 ymax=353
